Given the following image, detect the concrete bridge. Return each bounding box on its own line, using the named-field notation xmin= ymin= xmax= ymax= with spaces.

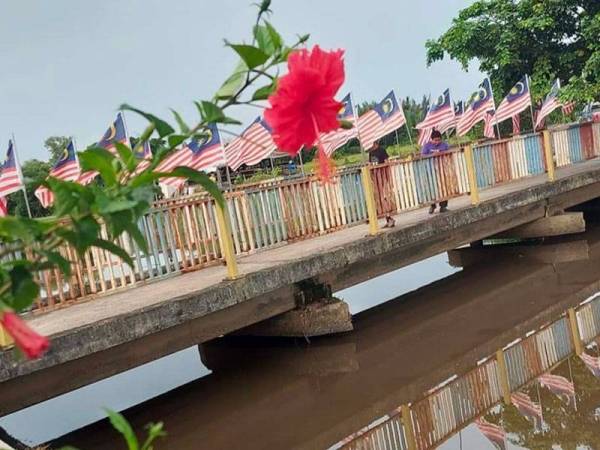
xmin=1 ymin=123 xmax=600 ymax=416
xmin=53 ymin=228 xmax=600 ymax=450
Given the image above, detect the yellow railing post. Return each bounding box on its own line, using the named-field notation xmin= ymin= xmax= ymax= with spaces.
xmin=543 ymin=130 xmax=556 ymax=182
xmin=361 ymin=166 xmax=379 ymax=235
xmin=214 ymin=200 xmax=239 ymax=280
xmin=567 ymin=308 xmax=583 ymax=356
xmin=401 ymin=404 xmax=417 ymax=450
xmin=0 ymin=324 xmax=13 ymax=349
xmin=495 ymin=349 xmax=512 ymax=405
xmin=464 ymin=145 xmax=480 ymax=205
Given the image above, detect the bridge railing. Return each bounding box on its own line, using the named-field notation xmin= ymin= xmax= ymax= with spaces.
xmin=8 ymin=121 xmax=599 ymax=312
xmin=335 ymin=292 xmax=600 ymax=450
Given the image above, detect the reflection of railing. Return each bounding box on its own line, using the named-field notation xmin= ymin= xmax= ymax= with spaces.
xmin=334 ymin=291 xmax=600 ymax=450
xmin=4 ymin=122 xmax=600 ymax=312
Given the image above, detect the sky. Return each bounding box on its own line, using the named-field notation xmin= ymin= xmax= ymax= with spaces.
xmin=0 ymin=0 xmax=482 ymax=162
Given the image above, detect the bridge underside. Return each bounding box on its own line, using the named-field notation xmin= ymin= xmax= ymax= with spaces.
xmin=1 ymin=160 xmax=600 ymax=415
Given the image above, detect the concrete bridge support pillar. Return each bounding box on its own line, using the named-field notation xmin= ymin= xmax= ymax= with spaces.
xmin=235 ymin=278 xmax=353 ymax=338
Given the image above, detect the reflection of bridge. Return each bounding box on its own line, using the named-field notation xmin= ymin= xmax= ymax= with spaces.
xmin=1 ymin=123 xmax=600 ymax=415
xmin=52 ymin=229 xmax=600 ymax=450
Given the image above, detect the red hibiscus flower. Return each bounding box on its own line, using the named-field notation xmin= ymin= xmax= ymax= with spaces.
xmin=1 ymin=311 xmax=49 ymax=359
xmin=265 ymin=45 xmax=345 ymax=180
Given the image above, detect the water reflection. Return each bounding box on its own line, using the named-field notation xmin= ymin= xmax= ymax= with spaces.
xmin=46 ymin=226 xmax=600 ymax=450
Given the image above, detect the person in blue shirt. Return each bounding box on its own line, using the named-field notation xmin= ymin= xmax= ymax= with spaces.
xmin=421 ymin=130 xmax=450 ymax=214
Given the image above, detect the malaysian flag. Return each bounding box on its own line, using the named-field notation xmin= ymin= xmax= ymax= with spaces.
xmin=484 ymin=111 xmax=496 ymax=139
xmin=511 ymin=392 xmax=543 ymax=430
xmin=0 ymin=141 xmax=24 ymax=198
xmin=512 ymin=114 xmax=521 ymax=135
xmin=580 ymin=352 xmax=600 ymax=378
xmin=416 ymin=89 xmax=455 ymax=131
xmin=0 ymin=197 xmax=7 ymax=217
xmin=538 ymin=373 xmax=575 ymax=406
xmin=439 ymin=101 xmax=464 ymax=134
xmin=157 ymin=123 xmax=225 ymax=194
xmin=79 ymin=113 xmax=129 ymax=185
xmin=475 ymin=418 xmax=506 ymax=450
xmin=535 ymin=79 xmax=561 ymax=130
xmin=562 ymin=101 xmax=576 ymax=115
xmin=225 ymin=117 xmax=276 ymax=171
xmin=319 ymin=93 xmax=358 ymax=157
xmin=417 ymin=127 xmax=433 ymax=147
xmin=457 ymin=78 xmax=495 ymax=136
xmin=35 ymin=139 xmax=80 ymax=208
xmin=356 ymin=90 xmax=406 ymax=149
xmin=494 ymin=76 xmax=532 ymax=125
xmin=133 ymin=140 xmax=153 ymax=174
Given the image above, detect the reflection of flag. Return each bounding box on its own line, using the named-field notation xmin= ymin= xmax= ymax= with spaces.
xmin=535 ymin=79 xmax=561 ymax=130
xmin=562 ymin=101 xmax=576 ymax=115
xmin=457 ymin=78 xmax=495 ymax=136
xmin=494 ymin=76 xmax=532 ymax=124
xmin=539 ymin=373 xmax=575 ymax=405
xmin=475 ymin=418 xmax=506 ymax=450
xmin=580 ymin=352 xmax=600 ymax=378
xmin=416 ymin=89 xmax=455 ymax=130
xmin=35 ymin=140 xmax=80 ymax=208
xmin=357 ymin=90 xmax=406 ymax=149
xmin=319 ymin=93 xmax=358 ymax=156
xmin=484 ymin=111 xmax=496 ymax=138
xmin=0 ymin=197 xmax=7 ymax=217
xmin=512 ymin=115 xmax=521 ymax=135
xmin=511 ymin=392 xmax=542 ymax=430
xmin=0 ymin=141 xmax=24 ymax=197
xmin=225 ymin=117 xmax=276 ymax=171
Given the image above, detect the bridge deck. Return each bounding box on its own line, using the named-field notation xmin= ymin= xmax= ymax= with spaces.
xmin=1 ymin=158 xmax=600 ymax=414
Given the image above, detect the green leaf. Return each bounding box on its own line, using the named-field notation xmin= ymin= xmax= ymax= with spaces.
xmin=114 ymin=142 xmax=136 ymax=173
xmin=141 ymin=422 xmax=167 ymax=450
xmin=39 ymin=250 xmax=71 ymax=276
xmin=195 ymin=101 xmax=225 ymax=123
xmin=78 ymin=148 xmax=117 ymax=187
xmin=339 ymin=119 xmax=354 ymax=130
xmin=93 ymin=238 xmax=134 ymax=268
xmin=251 ymin=82 xmax=277 ymax=101
xmin=105 ymin=409 xmax=139 ymax=450
xmin=127 ymin=222 xmax=148 ymax=254
xmin=120 ymin=105 xmax=175 ymax=138
xmin=254 ymin=22 xmax=282 ymax=56
xmin=164 ymin=167 xmax=224 ymax=208
xmin=215 ymin=60 xmax=248 ymax=100
xmin=98 ymin=198 xmax=139 ymax=215
xmin=225 ymin=43 xmax=269 ymax=69
xmin=170 ymin=109 xmax=190 ymax=134
xmin=9 ymin=265 xmax=39 ymax=311
xmin=168 ymin=134 xmax=187 ymax=149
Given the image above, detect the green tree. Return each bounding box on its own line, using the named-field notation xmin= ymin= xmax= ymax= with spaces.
xmin=6 ymin=159 xmax=51 ymax=218
xmin=44 ymin=136 xmax=70 ymax=166
xmin=425 ymin=0 xmax=600 ymax=106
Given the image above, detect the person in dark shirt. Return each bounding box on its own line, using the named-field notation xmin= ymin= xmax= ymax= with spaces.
xmin=421 ymin=130 xmax=450 ymax=214
xmin=368 ymin=141 xmax=395 ymax=228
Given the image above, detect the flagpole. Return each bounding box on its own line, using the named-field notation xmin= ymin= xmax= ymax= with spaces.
xmin=526 ymin=75 xmax=537 ymax=132
xmin=568 ymin=356 xmax=578 ymax=412
xmin=216 ymin=126 xmax=233 ymax=191
xmin=350 ymin=92 xmax=367 ymax=163
xmin=399 ymin=97 xmax=414 ymax=146
xmin=298 ymin=148 xmax=306 ymax=176
xmin=487 ymin=77 xmax=502 ymax=139
xmin=11 ymin=133 xmax=32 ymax=218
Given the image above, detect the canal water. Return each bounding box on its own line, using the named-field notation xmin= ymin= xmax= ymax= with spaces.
xmin=3 ymin=224 xmax=600 ymax=449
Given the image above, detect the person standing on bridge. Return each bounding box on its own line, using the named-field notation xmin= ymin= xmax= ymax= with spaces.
xmin=368 ymin=141 xmax=395 ymax=228
xmin=421 ymin=130 xmax=450 ymax=214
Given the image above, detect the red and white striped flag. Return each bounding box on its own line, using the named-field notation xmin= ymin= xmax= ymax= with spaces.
xmin=494 ymin=76 xmax=532 ymax=125
xmin=357 ymin=90 xmax=406 ymax=149
xmin=484 ymin=111 xmax=496 ymax=139
xmin=535 ymin=79 xmax=561 ymax=130
xmin=0 ymin=197 xmax=7 ymax=217
xmin=580 ymin=352 xmax=600 ymax=378
xmin=417 ymin=128 xmax=433 ymax=147
xmin=562 ymin=101 xmax=576 ymax=116
xmin=511 ymin=392 xmax=543 ymax=430
xmin=457 ymin=78 xmax=495 ymax=136
xmin=225 ymin=117 xmax=276 ymax=171
xmin=475 ymin=418 xmax=506 ymax=450
xmin=0 ymin=141 xmax=24 ymax=199
xmin=35 ymin=139 xmax=81 ymax=208
xmin=416 ymin=89 xmax=455 ymax=131
xmin=319 ymin=94 xmax=358 ymax=157
xmin=538 ymin=373 xmax=575 ymax=405
xmin=512 ymin=114 xmax=521 ymax=135
xmin=438 ymin=101 xmax=465 ymax=134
